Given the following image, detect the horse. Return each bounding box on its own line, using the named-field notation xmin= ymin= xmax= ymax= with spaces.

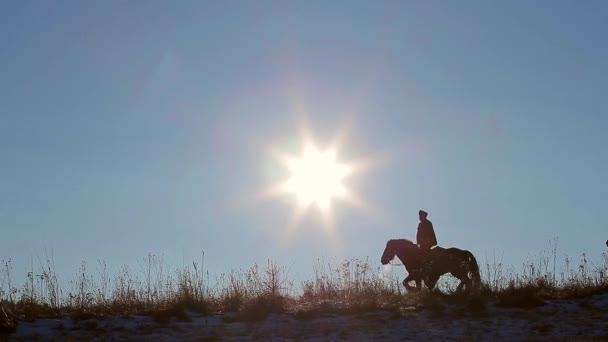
xmin=380 ymin=239 xmax=481 ymax=292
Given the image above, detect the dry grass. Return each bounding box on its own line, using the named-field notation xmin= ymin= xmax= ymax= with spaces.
xmin=481 ymin=238 xmax=608 ymax=307
xmin=1 ymin=240 xmax=607 ymax=324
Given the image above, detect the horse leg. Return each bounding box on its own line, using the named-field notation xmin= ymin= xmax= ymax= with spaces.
xmin=402 ymin=274 xmax=418 ymax=290
xmin=464 ymin=277 xmax=473 ymax=291
xmin=454 ymin=274 xmax=473 ymax=292
xmin=452 ymin=270 xmax=470 ymax=292
xmin=402 ymin=275 xmax=413 ymax=290
xmin=455 ymin=280 xmax=466 ymax=292
xmin=425 ymin=274 xmax=440 ymax=291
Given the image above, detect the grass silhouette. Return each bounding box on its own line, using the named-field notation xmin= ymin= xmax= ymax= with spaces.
xmin=0 ymin=243 xmax=607 ymax=323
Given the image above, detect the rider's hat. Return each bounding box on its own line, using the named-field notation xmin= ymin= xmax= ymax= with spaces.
xmin=419 ymin=210 xmax=428 ymax=217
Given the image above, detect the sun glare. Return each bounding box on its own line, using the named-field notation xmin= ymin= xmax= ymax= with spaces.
xmin=282 ymin=145 xmax=351 ymax=210
xmin=253 ymin=114 xmax=387 ymax=242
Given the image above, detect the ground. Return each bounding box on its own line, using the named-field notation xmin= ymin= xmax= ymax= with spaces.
xmin=5 ymin=293 xmax=608 ymax=341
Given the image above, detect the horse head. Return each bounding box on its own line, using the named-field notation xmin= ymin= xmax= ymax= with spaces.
xmin=381 ymin=240 xmax=398 ymax=265
xmin=381 ymin=239 xmax=418 ymax=265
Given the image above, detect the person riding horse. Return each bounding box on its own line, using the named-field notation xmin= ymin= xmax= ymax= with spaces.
xmin=416 ymin=210 xmax=437 ymax=251
xmin=381 ymin=239 xmax=481 ymax=291
xmin=381 ymin=211 xmax=479 ymax=291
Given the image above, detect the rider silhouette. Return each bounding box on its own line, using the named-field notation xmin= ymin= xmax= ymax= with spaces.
xmin=416 ymin=210 xmax=437 ymax=250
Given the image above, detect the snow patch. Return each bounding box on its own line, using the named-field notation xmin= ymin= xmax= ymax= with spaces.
xmin=6 ymin=294 xmax=608 ymax=341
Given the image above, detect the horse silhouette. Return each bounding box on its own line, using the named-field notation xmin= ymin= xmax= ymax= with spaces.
xmin=381 ymin=239 xmax=481 ymax=292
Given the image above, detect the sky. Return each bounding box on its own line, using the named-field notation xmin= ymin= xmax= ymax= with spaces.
xmin=1 ymin=1 xmax=607 ymax=290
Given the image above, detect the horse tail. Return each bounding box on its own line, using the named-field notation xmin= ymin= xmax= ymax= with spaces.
xmin=464 ymin=250 xmax=481 ymax=286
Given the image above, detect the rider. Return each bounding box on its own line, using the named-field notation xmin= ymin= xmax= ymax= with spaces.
xmin=416 ymin=210 xmax=437 ymax=250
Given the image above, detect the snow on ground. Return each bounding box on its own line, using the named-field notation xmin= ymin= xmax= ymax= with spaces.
xmin=6 ymin=294 xmax=608 ymax=341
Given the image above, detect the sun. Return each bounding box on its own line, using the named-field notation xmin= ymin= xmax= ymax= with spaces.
xmin=251 ymin=115 xmax=388 ymax=241
xmin=282 ymin=145 xmax=351 ymax=211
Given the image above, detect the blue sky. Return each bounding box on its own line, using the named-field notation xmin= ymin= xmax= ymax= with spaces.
xmin=1 ymin=1 xmax=607 ymax=287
